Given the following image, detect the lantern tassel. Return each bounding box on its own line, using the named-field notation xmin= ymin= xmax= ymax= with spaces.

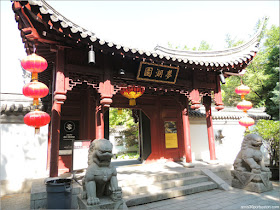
xmin=129 ymin=99 xmax=136 ymax=106
xmin=31 ymin=73 xmax=38 ymax=81
xmin=33 ymin=98 xmax=39 ymax=106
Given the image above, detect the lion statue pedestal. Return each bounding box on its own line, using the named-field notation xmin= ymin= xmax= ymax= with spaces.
xmin=77 ymin=139 xmax=128 ymax=210
xmin=231 ymin=134 xmax=273 ymax=193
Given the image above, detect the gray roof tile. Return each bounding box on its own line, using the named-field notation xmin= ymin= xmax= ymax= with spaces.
xmin=17 ymin=0 xmax=265 ymax=71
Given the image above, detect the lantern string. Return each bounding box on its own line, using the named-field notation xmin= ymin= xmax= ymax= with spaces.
xmin=33 ymin=44 xmax=36 ymax=54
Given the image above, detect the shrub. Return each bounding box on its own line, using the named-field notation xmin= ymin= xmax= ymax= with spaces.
xmin=251 ymin=119 xmax=279 ymax=167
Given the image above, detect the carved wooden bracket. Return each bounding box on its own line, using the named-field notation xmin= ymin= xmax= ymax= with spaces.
xmin=54 ymin=91 xmax=67 ymax=104
xmin=188 ymin=89 xmax=201 ymax=110
xmin=98 ymin=80 xmax=116 ymax=107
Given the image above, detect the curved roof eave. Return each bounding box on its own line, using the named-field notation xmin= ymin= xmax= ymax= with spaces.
xmin=154 ymin=18 xmax=265 ymax=58
xmin=22 ymin=0 xmax=264 ymax=70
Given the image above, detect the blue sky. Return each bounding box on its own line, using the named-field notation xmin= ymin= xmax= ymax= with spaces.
xmin=1 ymin=1 xmax=279 ymax=93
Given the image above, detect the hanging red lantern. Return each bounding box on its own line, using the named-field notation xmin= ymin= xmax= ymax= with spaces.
xmin=21 ymin=53 xmax=48 ymax=81
xmin=120 ymin=85 xmax=145 ymax=106
xmin=239 ymin=116 xmax=255 ymax=130
xmin=21 ymin=53 xmax=50 ymax=134
xmin=23 ymin=81 xmax=49 ymax=106
xmin=237 ymin=100 xmax=252 ymax=113
xmin=235 ymin=84 xmax=250 ymax=100
xmin=24 ymin=110 xmax=51 ymax=134
xmin=21 ymin=53 xmax=48 ymax=73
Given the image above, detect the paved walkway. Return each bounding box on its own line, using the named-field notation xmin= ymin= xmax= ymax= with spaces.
xmin=1 ymin=161 xmax=279 ymax=210
xmin=129 ymin=181 xmax=280 ymax=210
xmin=1 ymin=182 xmax=279 ymax=210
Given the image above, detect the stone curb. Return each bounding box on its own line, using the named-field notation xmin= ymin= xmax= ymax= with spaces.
xmin=201 ymin=168 xmax=233 ymax=191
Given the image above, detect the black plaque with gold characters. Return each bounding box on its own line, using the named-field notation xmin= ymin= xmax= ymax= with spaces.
xmin=137 ymin=62 xmax=179 ymax=84
xmin=59 ymin=120 xmax=79 ymax=150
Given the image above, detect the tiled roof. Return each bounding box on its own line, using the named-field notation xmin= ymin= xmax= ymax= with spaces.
xmin=0 ymin=93 xmax=41 ymax=116
xmin=1 ymin=100 xmax=270 ymax=121
xmin=13 ymin=0 xmax=265 ymax=72
xmin=1 ymin=104 xmax=31 ymax=116
xmin=189 ymin=107 xmax=270 ymax=120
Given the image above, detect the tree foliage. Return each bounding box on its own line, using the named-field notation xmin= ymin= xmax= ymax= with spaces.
xmin=168 ymin=18 xmax=279 ymax=119
xmin=250 ymin=120 xmax=279 ymax=167
xmin=109 ymin=108 xmax=135 ymax=128
xmin=168 ymin=40 xmax=212 ymax=51
xmin=109 ymin=108 xmax=139 ymax=148
xmin=222 ymin=20 xmax=279 ymax=119
xmin=225 ymin=34 xmax=244 ymax=48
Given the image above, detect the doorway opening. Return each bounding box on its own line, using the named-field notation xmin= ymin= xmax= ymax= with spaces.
xmin=107 ymin=108 xmax=141 ymax=162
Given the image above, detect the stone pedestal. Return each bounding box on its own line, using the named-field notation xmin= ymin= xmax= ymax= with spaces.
xmin=231 ymin=171 xmax=273 ymax=193
xmin=77 ymin=195 xmax=128 ymax=210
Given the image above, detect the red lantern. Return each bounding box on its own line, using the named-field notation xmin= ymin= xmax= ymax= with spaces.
xmin=237 ymin=100 xmax=252 ymax=113
xmin=21 ymin=53 xmax=50 ymax=134
xmin=24 ymin=110 xmax=50 ymax=134
xmin=21 ymin=53 xmax=48 ymax=81
xmin=120 ymin=85 xmax=145 ymax=106
xmin=23 ymin=81 xmax=49 ymax=106
xmin=235 ymin=84 xmax=250 ymax=100
xmin=239 ymin=116 xmax=255 ymax=130
xmin=21 ymin=53 xmax=48 ymax=73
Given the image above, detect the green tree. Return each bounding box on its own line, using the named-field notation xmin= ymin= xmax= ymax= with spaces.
xmin=243 ymin=24 xmax=279 ymax=118
xmin=109 ymin=108 xmax=139 ymax=149
xmin=222 ymin=20 xmax=279 ymax=119
xmin=168 ymin=40 xmax=212 ymax=51
xmin=266 ymin=82 xmax=280 ymax=119
xmin=198 ymin=40 xmax=212 ymax=51
xmin=109 ymin=108 xmax=135 ymax=128
xmin=250 ymin=120 xmax=279 ymax=167
xmin=225 ymin=34 xmax=244 ymax=48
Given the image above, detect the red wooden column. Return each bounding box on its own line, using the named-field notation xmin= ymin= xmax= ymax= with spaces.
xmin=95 ymin=55 xmax=115 ymax=139
xmin=203 ymin=95 xmax=216 ymax=160
xmin=214 ymin=76 xmax=224 ymax=111
xmin=50 ymin=47 xmax=67 ymax=177
xmin=95 ymin=98 xmax=104 ymax=139
xmin=182 ymin=98 xmax=192 ymax=163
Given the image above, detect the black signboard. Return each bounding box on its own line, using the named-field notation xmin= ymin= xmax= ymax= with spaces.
xmin=137 ymin=62 xmax=179 ymax=84
xmin=59 ymin=120 xmax=79 ymax=150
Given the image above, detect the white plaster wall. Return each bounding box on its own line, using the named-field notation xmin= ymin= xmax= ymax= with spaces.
xmin=189 ymin=118 xmax=246 ymax=163
xmin=213 ymin=121 xmax=270 ymax=165
xmin=189 ymin=123 xmax=209 ymax=161
xmin=213 ymin=120 xmax=245 ymax=164
xmin=0 ymin=123 xmax=49 ymax=193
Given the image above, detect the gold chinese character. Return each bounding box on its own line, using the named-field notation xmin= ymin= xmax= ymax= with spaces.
xmin=155 ymin=69 xmax=164 ymax=78
xmin=144 ymin=67 xmax=153 ymax=77
xmin=165 ymin=70 xmax=173 ymax=79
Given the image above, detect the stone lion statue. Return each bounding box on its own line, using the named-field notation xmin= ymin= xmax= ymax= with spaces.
xmin=233 ymin=134 xmax=270 ymax=174
xmin=82 ymin=139 xmax=122 ymax=205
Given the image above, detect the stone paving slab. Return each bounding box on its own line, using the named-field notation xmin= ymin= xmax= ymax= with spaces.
xmin=1 ymin=160 xmax=279 ymax=210
xmin=128 ymin=182 xmax=279 ymax=210
xmin=1 ymin=182 xmax=279 ymax=210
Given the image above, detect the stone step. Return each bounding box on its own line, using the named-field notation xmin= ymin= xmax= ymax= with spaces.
xmin=122 ymin=175 xmax=209 ymax=196
xmin=118 ymin=169 xmax=202 ymax=187
xmin=124 ymin=181 xmax=218 ymax=207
